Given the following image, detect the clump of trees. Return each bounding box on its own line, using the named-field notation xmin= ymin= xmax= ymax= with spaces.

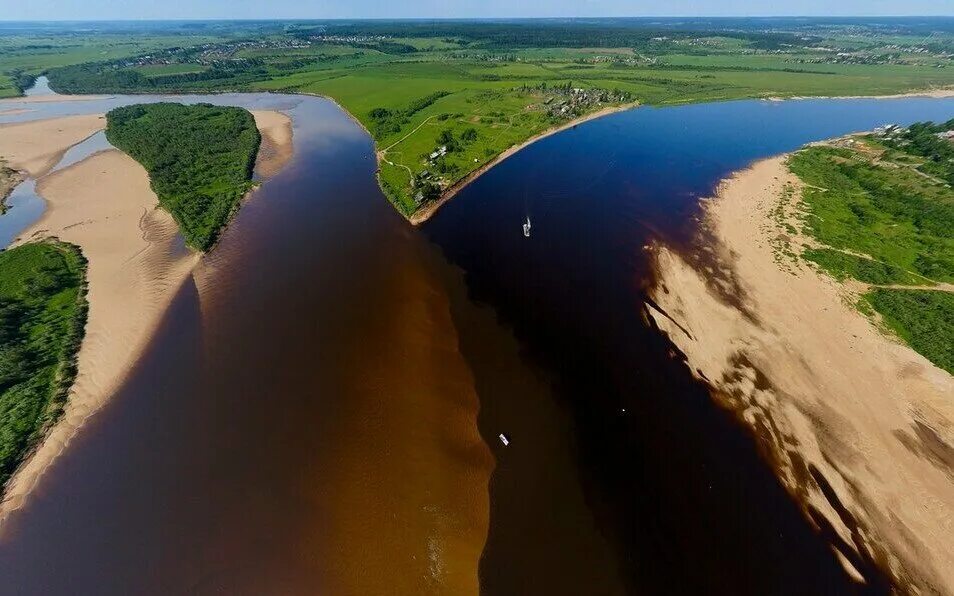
xmin=106 ymin=103 xmax=261 ymax=250
xmin=367 ymin=91 xmax=450 ymax=139
xmin=7 ymin=69 xmax=36 ymax=94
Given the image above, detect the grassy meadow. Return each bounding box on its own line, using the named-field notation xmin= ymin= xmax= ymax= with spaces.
xmin=788 ymin=124 xmax=954 ymax=373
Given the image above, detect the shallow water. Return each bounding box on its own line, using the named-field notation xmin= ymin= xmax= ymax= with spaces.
xmin=0 ymin=179 xmax=44 ymax=247
xmin=0 ymin=91 xmax=952 ymax=594
xmin=50 ymin=130 xmax=114 ymax=172
xmin=1 ymin=130 xmax=114 ymax=249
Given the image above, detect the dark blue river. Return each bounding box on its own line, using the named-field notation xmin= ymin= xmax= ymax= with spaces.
xmin=426 ymin=97 xmax=954 ymax=596
xmin=0 ymin=92 xmax=952 ymax=594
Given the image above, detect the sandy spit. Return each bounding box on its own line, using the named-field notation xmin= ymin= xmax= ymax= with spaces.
xmin=251 ymin=110 xmax=293 ymax=178
xmin=408 ymin=103 xmax=638 ymax=225
xmin=0 ymin=114 xmax=105 ymax=177
xmin=0 ymin=110 xmax=294 ymax=525
xmin=647 ymin=156 xmax=954 ymax=593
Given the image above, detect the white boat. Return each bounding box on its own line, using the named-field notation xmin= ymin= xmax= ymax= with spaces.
xmin=522 ymin=217 xmax=531 ymax=237
xmin=498 ymin=433 xmax=510 ymax=446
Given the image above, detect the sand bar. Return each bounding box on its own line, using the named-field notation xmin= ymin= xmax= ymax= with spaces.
xmin=648 ymin=156 xmax=954 ymax=593
xmin=0 ymin=114 xmax=105 ymax=177
xmin=251 ymin=109 xmax=293 ymax=177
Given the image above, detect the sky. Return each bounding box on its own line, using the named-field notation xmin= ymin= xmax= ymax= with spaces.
xmin=3 ymin=0 xmax=953 ymax=21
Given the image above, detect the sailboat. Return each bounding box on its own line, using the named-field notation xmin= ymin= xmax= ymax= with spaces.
xmin=522 ymin=216 xmax=531 ymax=237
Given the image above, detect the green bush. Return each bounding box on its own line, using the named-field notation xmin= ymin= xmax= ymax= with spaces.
xmin=864 ymin=289 xmax=954 ymax=374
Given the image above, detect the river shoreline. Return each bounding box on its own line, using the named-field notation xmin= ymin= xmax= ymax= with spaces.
xmin=0 ymin=109 xmax=293 ymax=525
xmin=768 ymin=86 xmax=954 ymax=101
xmin=647 ymin=154 xmax=954 ymax=593
xmin=409 ymin=103 xmax=639 ymax=225
xmin=405 ymin=86 xmax=952 ymax=225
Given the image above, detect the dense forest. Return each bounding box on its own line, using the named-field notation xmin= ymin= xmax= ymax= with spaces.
xmin=48 ymin=61 xmax=270 ymax=95
xmin=0 ymin=241 xmax=87 ymax=488
xmin=297 ymin=20 xmax=812 ymax=50
xmin=105 ymin=103 xmax=261 ymax=250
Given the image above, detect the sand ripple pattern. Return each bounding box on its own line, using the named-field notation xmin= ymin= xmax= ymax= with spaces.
xmin=649 ymin=156 xmax=954 ymax=594
xmin=0 ymin=150 xmax=200 ymax=522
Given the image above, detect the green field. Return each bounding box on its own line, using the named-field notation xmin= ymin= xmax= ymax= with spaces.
xmin=0 ymin=241 xmax=88 ymax=487
xmin=5 ymin=19 xmax=954 ymax=216
xmin=105 ymin=103 xmax=261 ymax=250
xmin=788 ymin=125 xmax=954 ymax=373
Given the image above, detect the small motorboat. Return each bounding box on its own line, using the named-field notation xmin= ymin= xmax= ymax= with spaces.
xmin=522 ymin=217 xmax=531 ymax=238
xmin=498 ymin=433 xmax=510 ymax=447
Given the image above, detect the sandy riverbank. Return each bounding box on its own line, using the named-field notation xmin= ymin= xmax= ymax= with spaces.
xmin=647 ymin=156 xmax=954 ymax=593
xmin=0 ymin=109 xmax=294 ymax=524
xmin=769 ymin=86 xmax=954 ymax=101
xmin=0 ymin=94 xmax=108 ymax=105
xmin=408 ymin=102 xmax=638 ymax=225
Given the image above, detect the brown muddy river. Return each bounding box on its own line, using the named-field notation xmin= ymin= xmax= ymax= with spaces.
xmin=1 ymin=90 xmax=953 ymax=594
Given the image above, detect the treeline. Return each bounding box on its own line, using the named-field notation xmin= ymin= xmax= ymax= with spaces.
xmin=106 ymin=103 xmax=261 ymax=250
xmin=349 ymin=41 xmax=419 ymax=55
xmin=368 ymin=91 xmax=451 ymax=139
xmin=7 ymin=69 xmax=36 ymax=94
xmin=0 ymin=241 xmax=88 ymax=488
xmin=299 ymin=21 xmax=812 ymax=51
xmin=270 ymin=53 xmax=363 ymax=71
xmin=47 ymin=61 xmax=269 ymax=95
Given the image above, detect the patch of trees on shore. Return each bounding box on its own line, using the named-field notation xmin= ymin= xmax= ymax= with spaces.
xmin=0 ymin=241 xmax=88 ymax=488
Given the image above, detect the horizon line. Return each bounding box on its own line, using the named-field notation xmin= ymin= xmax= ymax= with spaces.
xmin=2 ymin=15 xmax=954 ymax=23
